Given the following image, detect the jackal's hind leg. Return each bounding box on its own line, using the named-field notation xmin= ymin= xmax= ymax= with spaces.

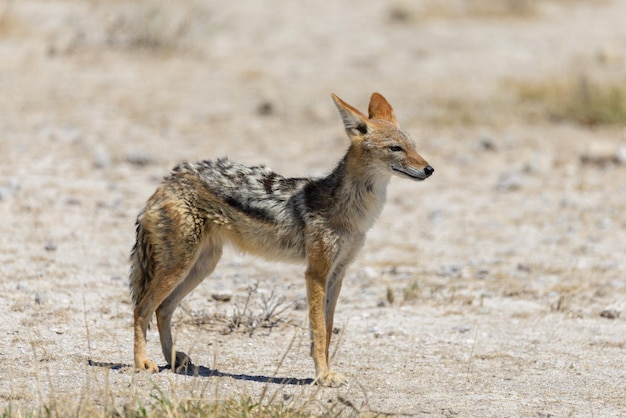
xmin=134 ymin=272 xmax=186 ymax=373
xmin=156 ymin=241 xmax=223 ymax=372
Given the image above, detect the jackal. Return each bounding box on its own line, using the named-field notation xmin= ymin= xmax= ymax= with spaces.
xmin=130 ymin=92 xmax=433 ymax=387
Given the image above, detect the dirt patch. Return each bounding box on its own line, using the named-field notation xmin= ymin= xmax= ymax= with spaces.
xmin=1 ymin=0 xmax=625 ymax=416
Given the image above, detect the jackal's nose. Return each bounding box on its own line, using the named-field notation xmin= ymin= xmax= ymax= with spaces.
xmin=424 ymin=166 xmax=434 ymax=177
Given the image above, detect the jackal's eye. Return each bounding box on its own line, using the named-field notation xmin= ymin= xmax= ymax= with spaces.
xmin=389 ymin=145 xmax=404 ymax=152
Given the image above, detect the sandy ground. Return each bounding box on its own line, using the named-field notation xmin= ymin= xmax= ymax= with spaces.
xmin=1 ymin=0 xmax=625 ymax=416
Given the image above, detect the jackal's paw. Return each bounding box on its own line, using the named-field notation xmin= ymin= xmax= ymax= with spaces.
xmin=135 ymin=358 xmax=159 ymax=373
xmin=315 ymin=370 xmax=347 ymax=388
xmin=169 ymin=351 xmax=194 ymax=373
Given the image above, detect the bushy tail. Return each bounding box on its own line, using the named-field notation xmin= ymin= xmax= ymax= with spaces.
xmin=129 ymin=216 xmax=154 ymax=308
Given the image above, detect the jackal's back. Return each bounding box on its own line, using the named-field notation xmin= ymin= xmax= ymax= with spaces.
xmin=129 ymin=158 xmax=314 ymax=307
xmin=186 ymin=158 xmax=309 ymax=225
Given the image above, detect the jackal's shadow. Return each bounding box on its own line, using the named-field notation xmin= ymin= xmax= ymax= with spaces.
xmin=87 ymin=359 xmax=314 ymax=385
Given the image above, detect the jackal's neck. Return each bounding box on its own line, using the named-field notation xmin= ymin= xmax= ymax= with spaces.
xmin=323 ymin=145 xmax=391 ymax=233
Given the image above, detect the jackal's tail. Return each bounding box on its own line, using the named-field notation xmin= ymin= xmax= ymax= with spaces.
xmin=129 ymin=216 xmax=154 ymax=308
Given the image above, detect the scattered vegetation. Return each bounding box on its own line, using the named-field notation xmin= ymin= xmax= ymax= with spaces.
xmin=2 ymin=389 xmax=314 ymax=418
xmin=103 ymin=0 xmax=211 ymax=51
xmin=389 ymin=0 xmax=537 ymax=24
xmin=402 ymin=281 xmax=422 ymax=303
xmin=389 ymin=0 xmax=606 ymax=23
xmin=513 ymin=74 xmax=626 ymax=126
xmin=132 ymin=392 xmax=314 ymax=418
xmin=182 ymin=282 xmax=296 ymax=336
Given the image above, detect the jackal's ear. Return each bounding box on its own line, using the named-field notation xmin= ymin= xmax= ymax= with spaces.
xmin=331 ymin=93 xmax=372 ymax=137
xmin=368 ymin=92 xmax=398 ymax=126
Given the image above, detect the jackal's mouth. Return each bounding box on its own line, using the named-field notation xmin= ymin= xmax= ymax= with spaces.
xmin=391 ymin=165 xmax=430 ymax=181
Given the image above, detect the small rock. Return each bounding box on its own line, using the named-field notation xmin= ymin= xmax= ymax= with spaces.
xmin=211 ymin=292 xmax=232 ymax=302
xmin=93 ymin=149 xmax=112 ymax=169
xmin=35 ymin=292 xmax=46 ymax=305
xmin=0 ymin=178 xmax=20 ymax=201
xmin=454 ymin=325 xmax=471 ymax=333
xmin=439 ymin=264 xmax=461 ymax=277
xmin=65 ymin=197 xmax=81 ymax=206
xmin=388 ymin=5 xmax=411 ymax=23
xmin=256 ymin=100 xmax=274 ymax=116
xmin=496 ymin=172 xmax=525 ymax=192
xmin=44 ymin=242 xmax=57 ymax=252
xmin=0 ymin=186 xmax=11 ymax=201
xmin=126 ymin=152 xmax=154 ymax=167
xmin=580 ymin=141 xmax=624 ymax=167
xmin=479 ymin=137 xmax=497 ymax=152
xmin=600 ymin=303 xmax=623 ymax=319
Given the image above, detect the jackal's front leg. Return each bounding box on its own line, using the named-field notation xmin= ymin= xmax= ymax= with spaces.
xmin=305 ymin=244 xmax=347 ymax=388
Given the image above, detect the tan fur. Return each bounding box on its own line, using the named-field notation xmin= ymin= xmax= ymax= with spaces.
xmin=129 ymin=92 xmax=434 ymax=386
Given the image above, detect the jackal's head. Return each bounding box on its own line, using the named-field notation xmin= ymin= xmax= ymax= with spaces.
xmin=331 ymin=92 xmax=434 ymax=181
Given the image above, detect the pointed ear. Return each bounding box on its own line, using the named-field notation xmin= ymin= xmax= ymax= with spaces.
xmin=368 ymin=92 xmax=398 ymax=126
xmin=331 ymin=93 xmax=371 ymax=137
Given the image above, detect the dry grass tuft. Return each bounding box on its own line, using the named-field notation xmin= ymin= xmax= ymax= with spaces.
xmin=133 ymin=392 xmax=314 ymax=418
xmin=513 ymin=74 xmax=626 ymax=126
xmin=389 ymin=0 xmax=537 ymax=23
xmin=402 ymin=281 xmax=422 ymax=303
xmin=180 ymin=282 xmax=296 ymax=336
xmin=2 ymin=391 xmax=314 ymax=418
xmin=103 ymin=0 xmax=200 ymax=51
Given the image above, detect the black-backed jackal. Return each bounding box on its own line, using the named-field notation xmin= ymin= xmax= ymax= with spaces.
xmin=130 ymin=92 xmax=434 ymax=387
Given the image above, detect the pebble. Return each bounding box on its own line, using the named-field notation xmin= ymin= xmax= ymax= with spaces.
xmin=600 ymin=303 xmax=623 ymax=319
xmin=479 ymin=136 xmax=497 ymax=152
xmin=580 ymin=141 xmax=626 ymax=167
xmin=454 ymin=325 xmax=471 ymax=333
xmin=256 ymin=100 xmax=274 ymax=116
xmin=439 ymin=264 xmax=461 ymax=277
xmin=0 ymin=178 xmax=20 ymax=201
xmin=35 ymin=292 xmax=46 ymax=305
xmin=93 ymin=149 xmax=112 ymax=169
xmin=126 ymin=152 xmax=154 ymax=166
xmin=211 ymin=292 xmax=232 ymax=302
xmin=496 ymin=172 xmax=525 ymax=192
xmin=0 ymin=186 xmax=11 ymax=201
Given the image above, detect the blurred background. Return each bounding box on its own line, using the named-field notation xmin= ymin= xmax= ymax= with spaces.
xmin=1 ymin=0 xmax=624 ymax=287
